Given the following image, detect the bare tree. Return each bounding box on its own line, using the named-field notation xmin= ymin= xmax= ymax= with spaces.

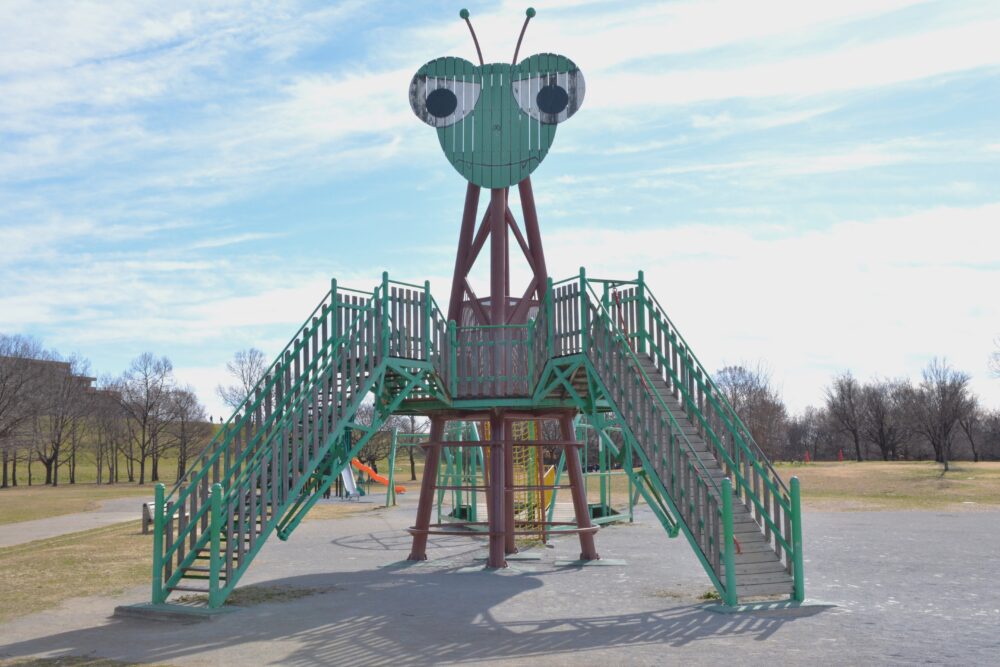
xmin=715 ymin=362 xmax=788 ymax=457
xmin=217 ymin=348 xmax=268 ymax=411
xmin=958 ymin=399 xmax=984 ymax=463
xmin=165 ymin=387 xmax=211 ymax=480
xmin=90 ymin=377 xmax=126 ymax=484
xmin=910 ymin=358 xmax=973 ymax=472
xmin=352 ymin=402 xmax=409 ymax=469
xmin=0 ymin=334 xmax=47 ymax=488
xmin=32 ymin=355 xmax=93 ymax=486
xmin=786 ymin=407 xmax=830 ymax=461
xmin=402 ymin=415 xmax=429 ymax=480
xmin=860 ymin=378 xmax=912 ymax=461
xmin=825 ymin=372 xmax=865 ymax=462
xmin=120 ymin=353 xmax=176 ymax=484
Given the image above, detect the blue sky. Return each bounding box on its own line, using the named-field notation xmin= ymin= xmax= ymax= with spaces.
xmin=1 ymin=0 xmax=998 ymax=419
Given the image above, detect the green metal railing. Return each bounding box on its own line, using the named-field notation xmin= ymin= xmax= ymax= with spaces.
xmin=580 ymin=272 xmax=804 ymax=601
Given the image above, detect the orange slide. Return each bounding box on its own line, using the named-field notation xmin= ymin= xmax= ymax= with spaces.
xmin=351 ymin=458 xmax=406 ymax=494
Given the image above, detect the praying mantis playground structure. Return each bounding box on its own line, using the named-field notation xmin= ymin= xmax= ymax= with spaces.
xmin=145 ymin=8 xmax=805 ymax=613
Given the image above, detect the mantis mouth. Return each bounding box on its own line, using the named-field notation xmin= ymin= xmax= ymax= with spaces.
xmin=453 ymin=156 xmax=541 ymax=169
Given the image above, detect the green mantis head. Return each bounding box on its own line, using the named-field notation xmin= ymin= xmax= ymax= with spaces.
xmin=408 ymin=9 xmax=585 ymax=189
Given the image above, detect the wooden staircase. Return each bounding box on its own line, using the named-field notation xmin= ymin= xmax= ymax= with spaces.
xmin=636 ymin=356 xmax=793 ymax=599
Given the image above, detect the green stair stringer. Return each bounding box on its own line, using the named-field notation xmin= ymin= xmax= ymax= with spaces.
xmin=535 ymin=352 xmax=726 ymax=596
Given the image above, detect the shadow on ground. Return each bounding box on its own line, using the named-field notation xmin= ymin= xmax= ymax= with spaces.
xmin=0 ymin=558 xmax=822 ymax=667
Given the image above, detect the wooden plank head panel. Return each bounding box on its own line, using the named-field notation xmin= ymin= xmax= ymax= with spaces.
xmin=408 ymin=35 xmax=584 ymax=189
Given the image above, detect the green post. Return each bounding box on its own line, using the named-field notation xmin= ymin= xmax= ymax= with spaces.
xmin=579 ymin=267 xmax=588 ymax=352
xmin=151 ymin=483 xmax=165 ymax=604
xmin=637 ymin=270 xmax=647 ymax=354
xmin=423 ymin=280 xmax=432 ymax=362
xmin=468 ymin=422 xmax=480 ymax=522
xmin=381 ymin=271 xmax=391 ymax=358
xmin=627 ymin=439 xmax=635 ymax=523
xmin=791 ymin=476 xmax=805 ymax=602
xmin=387 ymin=429 xmax=399 ymax=507
xmin=545 ymin=277 xmax=555 ymax=358
xmin=526 ymin=318 xmax=534 ymax=388
xmin=721 ymin=477 xmax=738 ymax=606
xmin=209 ymin=483 xmax=223 ymax=608
xmin=448 ymin=320 xmax=458 ymax=396
xmin=331 ymin=278 xmax=340 ymax=342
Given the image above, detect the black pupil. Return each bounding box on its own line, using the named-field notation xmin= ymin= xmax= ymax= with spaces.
xmin=537 ymin=84 xmax=569 ymax=115
xmin=426 ymin=88 xmax=458 ymax=118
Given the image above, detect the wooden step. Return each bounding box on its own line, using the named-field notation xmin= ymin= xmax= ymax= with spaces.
xmin=734 ymin=561 xmax=789 ymax=576
xmin=735 ymin=581 xmax=793 ymax=598
xmin=170 ymin=585 xmax=211 ymax=593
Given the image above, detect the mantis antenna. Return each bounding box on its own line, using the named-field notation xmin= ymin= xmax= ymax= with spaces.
xmin=512 ymin=8 xmax=536 ymax=65
xmin=459 ymin=9 xmax=484 ymax=66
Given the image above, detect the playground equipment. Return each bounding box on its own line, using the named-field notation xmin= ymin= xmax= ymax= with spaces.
xmin=149 ymin=8 xmax=804 ymax=609
xmin=351 ymin=458 xmax=406 ymax=495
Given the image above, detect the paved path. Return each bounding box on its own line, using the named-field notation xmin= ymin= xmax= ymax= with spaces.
xmin=0 ymin=500 xmax=998 ymax=665
xmin=0 ymin=497 xmax=147 ymax=549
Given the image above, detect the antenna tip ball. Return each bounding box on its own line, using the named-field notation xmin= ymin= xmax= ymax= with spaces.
xmin=460 ymin=8 xmax=470 ymax=19
xmin=526 ymin=7 xmax=536 ymax=17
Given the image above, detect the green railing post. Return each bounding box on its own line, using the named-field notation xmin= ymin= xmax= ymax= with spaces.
xmin=448 ymin=320 xmax=458 ymax=396
xmin=331 ymin=278 xmax=340 ymax=341
xmin=208 ymin=483 xmax=223 ymax=608
xmin=381 ymin=271 xmax=391 ymax=358
xmin=526 ymin=317 xmax=535 ymax=389
xmin=545 ymin=277 xmax=555 ymax=358
xmin=151 ymin=483 xmax=165 ymax=604
xmin=722 ymin=477 xmax=738 ymax=606
xmin=579 ymin=267 xmax=588 ymax=352
xmin=423 ymin=280 xmax=432 ymax=361
xmin=637 ymin=270 xmax=647 ymax=354
xmin=791 ymin=476 xmax=805 ymax=602
xmin=387 ymin=429 xmax=399 ymax=507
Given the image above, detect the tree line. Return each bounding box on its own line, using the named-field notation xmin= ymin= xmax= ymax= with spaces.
xmin=717 ymin=357 xmax=1000 ymax=470
xmin=0 ymin=334 xmax=213 ymax=488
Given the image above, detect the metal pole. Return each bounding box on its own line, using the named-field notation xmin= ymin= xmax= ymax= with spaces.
xmin=209 ymin=483 xmax=223 ymax=608
xmin=487 ymin=411 xmax=507 ymax=567
xmin=381 ymin=271 xmax=390 ymax=359
xmin=722 ymin=477 xmax=738 ymax=606
xmin=448 ymin=183 xmax=482 ymax=322
xmin=386 ymin=428 xmax=399 ymax=507
xmin=637 ymin=270 xmax=646 ymax=354
xmin=791 ymin=476 xmax=805 ymax=602
xmin=408 ymin=418 xmax=446 ymax=561
xmin=151 ymin=483 xmax=165 ymax=604
xmin=560 ymin=412 xmax=599 ymax=560
xmin=489 ymin=188 xmax=507 ymax=325
xmin=518 ymin=177 xmax=549 ymax=301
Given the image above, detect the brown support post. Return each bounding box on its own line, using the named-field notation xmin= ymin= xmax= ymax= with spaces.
xmin=448 ymin=183 xmax=482 ymax=323
xmin=487 ymin=411 xmax=507 ymax=568
xmin=504 ymin=417 xmax=517 ymax=555
xmin=407 ymin=417 xmax=447 ymax=561
xmin=518 ymin=177 xmax=548 ymax=302
xmin=489 ymin=188 xmax=507 ymax=325
xmin=560 ymin=412 xmax=599 ymax=560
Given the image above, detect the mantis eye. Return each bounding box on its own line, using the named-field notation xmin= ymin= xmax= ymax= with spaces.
xmin=409 ymin=74 xmax=481 ymax=128
xmin=513 ymin=69 xmax=585 ymax=125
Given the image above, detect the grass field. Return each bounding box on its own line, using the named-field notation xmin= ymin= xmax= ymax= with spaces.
xmin=0 ymin=521 xmax=149 ymax=624
xmin=776 ymin=461 xmax=1000 ymax=510
xmin=0 ymin=485 xmax=157 ymax=526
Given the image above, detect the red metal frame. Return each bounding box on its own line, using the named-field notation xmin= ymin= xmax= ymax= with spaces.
xmin=409 ymin=180 xmax=598 ymax=568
